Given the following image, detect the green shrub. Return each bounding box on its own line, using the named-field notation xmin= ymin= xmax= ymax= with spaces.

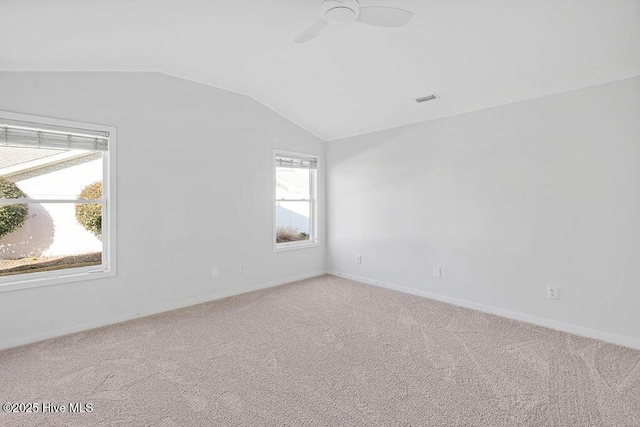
xmin=0 ymin=177 xmax=28 ymax=239
xmin=75 ymin=181 xmax=102 ymax=238
xmin=276 ymin=226 xmax=310 ymax=243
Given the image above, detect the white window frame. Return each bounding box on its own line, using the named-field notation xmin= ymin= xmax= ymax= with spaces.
xmin=273 ymin=149 xmax=319 ymax=252
xmin=0 ymin=110 xmax=116 ymax=293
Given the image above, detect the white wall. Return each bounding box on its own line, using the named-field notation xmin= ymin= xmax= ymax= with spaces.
xmin=0 ymin=72 xmax=326 ymax=349
xmin=327 ymin=77 xmax=640 ymax=347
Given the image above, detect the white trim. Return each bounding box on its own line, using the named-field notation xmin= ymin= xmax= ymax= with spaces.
xmin=0 ymin=198 xmax=104 ymax=204
xmin=0 ymin=110 xmax=116 ymax=291
xmin=0 ymin=271 xmax=327 ymax=351
xmin=327 ymin=271 xmax=640 ymax=351
xmin=273 ymin=149 xmax=320 ymax=253
xmin=274 ymin=241 xmax=320 ymax=252
xmin=0 ymin=111 xmax=114 ymax=136
xmin=0 ymin=266 xmax=115 ymax=294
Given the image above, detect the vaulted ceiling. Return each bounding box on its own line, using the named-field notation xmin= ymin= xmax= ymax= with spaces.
xmin=1 ymin=0 xmax=639 ymax=141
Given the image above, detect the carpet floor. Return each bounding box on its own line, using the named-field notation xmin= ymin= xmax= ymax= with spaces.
xmin=1 ymin=275 xmax=639 ymax=426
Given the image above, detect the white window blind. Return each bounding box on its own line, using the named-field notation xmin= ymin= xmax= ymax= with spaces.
xmin=275 ymin=155 xmax=317 ymax=169
xmin=0 ymin=119 xmax=109 ymax=151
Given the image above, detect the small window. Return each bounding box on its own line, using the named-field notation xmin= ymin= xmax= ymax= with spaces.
xmin=274 ymin=150 xmax=318 ymax=251
xmin=0 ymin=112 xmax=115 ymax=291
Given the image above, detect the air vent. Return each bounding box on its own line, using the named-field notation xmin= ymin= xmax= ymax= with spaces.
xmin=415 ymin=94 xmax=439 ymax=103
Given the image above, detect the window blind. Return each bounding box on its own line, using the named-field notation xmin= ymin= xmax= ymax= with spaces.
xmin=0 ymin=120 xmax=109 ymax=152
xmin=276 ymin=155 xmax=317 ymax=169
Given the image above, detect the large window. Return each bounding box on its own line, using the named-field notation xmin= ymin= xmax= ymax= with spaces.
xmin=274 ymin=150 xmax=318 ymax=251
xmin=0 ymin=112 xmax=115 ymax=291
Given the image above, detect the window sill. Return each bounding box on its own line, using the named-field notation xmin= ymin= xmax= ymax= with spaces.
xmin=0 ymin=268 xmax=115 ymax=293
xmin=273 ymin=241 xmax=320 ymax=253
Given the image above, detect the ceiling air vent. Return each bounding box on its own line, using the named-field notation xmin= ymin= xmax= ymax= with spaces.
xmin=415 ymin=93 xmax=439 ymax=103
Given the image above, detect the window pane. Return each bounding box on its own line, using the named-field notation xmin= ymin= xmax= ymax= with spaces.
xmin=276 ymin=167 xmax=310 ymax=200
xmin=0 ymin=146 xmax=103 ymax=200
xmin=0 ymin=202 xmax=102 ymax=277
xmin=276 ymin=200 xmax=311 ymax=243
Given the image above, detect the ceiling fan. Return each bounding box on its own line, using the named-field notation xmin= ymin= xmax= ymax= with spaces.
xmin=294 ymin=0 xmax=413 ymax=44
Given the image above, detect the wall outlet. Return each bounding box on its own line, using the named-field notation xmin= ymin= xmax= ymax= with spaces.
xmin=433 ymin=267 xmax=442 ymax=278
xmin=211 ymin=268 xmax=219 ymax=278
xmin=240 ymin=264 xmax=245 ymax=273
xmin=547 ymin=286 xmax=558 ymax=300
xmin=356 ymin=255 xmax=362 ymax=264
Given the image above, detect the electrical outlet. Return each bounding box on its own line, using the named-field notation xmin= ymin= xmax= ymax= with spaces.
xmin=240 ymin=264 xmax=245 ymax=273
xmin=433 ymin=267 xmax=442 ymax=278
xmin=547 ymin=286 xmax=558 ymax=300
xmin=211 ymin=268 xmax=219 ymax=278
xmin=356 ymin=255 xmax=362 ymax=264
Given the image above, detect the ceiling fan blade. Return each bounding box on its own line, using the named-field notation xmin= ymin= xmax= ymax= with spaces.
xmin=357 ymin=6 xmax=413 ymax=28
xmin=294 ymin=21 xmax=328 ymax=44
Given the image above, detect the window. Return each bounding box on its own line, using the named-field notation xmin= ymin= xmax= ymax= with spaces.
xmin=274 ymin=150 xmax=318 ymax=251
xmin=0 ymin=111 xmax=115 ymax=291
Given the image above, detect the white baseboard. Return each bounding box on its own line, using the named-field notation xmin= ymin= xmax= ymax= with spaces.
xmin=328 ymin=271 xmax=640 ymax=351
xmin=0 ymin=270 xmax=327 ymax=351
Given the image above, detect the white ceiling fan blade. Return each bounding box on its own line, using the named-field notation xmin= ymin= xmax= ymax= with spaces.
xmin=294 ymin=20 xmax=328 ymax=44
xmin=357 ymin=6 xmax=413 ymax=28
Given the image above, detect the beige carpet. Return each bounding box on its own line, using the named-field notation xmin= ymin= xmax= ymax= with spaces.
xmin=1 ymin=275 xmax=639 ymax=426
